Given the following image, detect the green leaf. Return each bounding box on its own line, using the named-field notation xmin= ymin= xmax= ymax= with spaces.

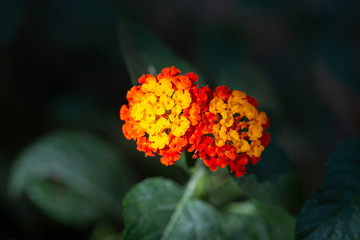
xmin=232 ymin=138 xmax=303 ymax=215
xmin=27 ymin=179 xmax=103 ymax=224
xmin=8 ymin=130 xmax=135 ymax=226
xmin=223 ymin=201 xmax=296 ymax=240
xmin=123 ymin=177 xmax=224 ymax=240
xmin=296 ymin=140 xmax=360 ymax=240
xmin=119 ymin=21 xmax=206 ymax=87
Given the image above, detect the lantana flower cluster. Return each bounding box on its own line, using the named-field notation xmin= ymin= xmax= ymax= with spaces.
xmin=120 ymin=66 xmax=270 ymax=177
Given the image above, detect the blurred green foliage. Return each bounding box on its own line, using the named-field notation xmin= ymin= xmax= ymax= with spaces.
xmin=9 ymin=130 xmax=135 ymax=226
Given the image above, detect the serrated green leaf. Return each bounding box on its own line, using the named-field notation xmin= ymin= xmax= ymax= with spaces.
xmin=123 ymin=177 xmax=224 ymax=240
xmin=8 ymin=130 xmax=135 ymax=226
xmin=223 ymin=201 xmax=296 ymax=240
xmin=232 ymin=139 xmax=303 ymax=215
xmin=296 ymin=140 xmax=360 ymax=240
xmin=119 ymin=21 xmax=206 ymax=87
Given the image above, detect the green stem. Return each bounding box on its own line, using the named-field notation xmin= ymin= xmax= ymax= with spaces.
xmin=161 ymin=160 xmax=206 ymax=240
xmin=181 ymin=160 xmax=207 ymax=201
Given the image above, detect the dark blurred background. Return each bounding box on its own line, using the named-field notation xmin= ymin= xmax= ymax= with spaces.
xmin=1 ymin=0 xmax=360 ymax=239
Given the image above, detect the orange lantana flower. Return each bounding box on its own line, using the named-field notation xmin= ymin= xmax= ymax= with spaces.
xmin=120 ymin=66 xmax=209 ymax=166
xmin=120 ymin=67 xmax=270 ymax=177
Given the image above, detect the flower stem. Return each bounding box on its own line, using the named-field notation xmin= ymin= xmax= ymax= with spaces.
xmin=160 ymin=160 xmax=206 ymax=240
xmin=182 ymin=160 xmax=207 ymax=200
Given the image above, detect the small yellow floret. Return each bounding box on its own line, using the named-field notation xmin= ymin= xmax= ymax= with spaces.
xmin=213 ymin=125 xmax=227 ymax=147
xmin=155 ymin=78 xmax=173 ymax=96
xmin=154 ymin=118 xmax=170 ymax=133
xmin=159 ymin=95 xmax=175 ymax=110
xmin=248 ymin=123 xmax=263 ymax=140
xmin=219 ymin=126 xmax=228 ymax=142
xmin=153 ymin=103 xmax=166 ymax=116
xmin=241 ymin=103 xmax=257 ymax=120
xmin=247 ymin=140 xmax=264 ymax=157
xmin=215 ymin=138 xmax=225 ymax=147
xmin=228 ymin=90 xmax=247 ymax=104
xmin=140 ymin=121 xmax=156 ymax=135
xmin=169 ymin=106 xmax=183 ymax=122
xmin=229 ymin=129 xmax=240 ymax=141
xmin=229 ymin=103 xmax=242 ymax=115
xmin=235 ymin=139 xmax=250 ymax=153
xmin=142 ymin=77 xmax=157 ymax=92
xmin=220 ymin=111 xmax=234 ymax=127
xmin=149 ymin=133 xmax=169 ymax=149
xmin=131 ymin=103 xmax=145 ymax=121
xmin=143 ymin=108 xmax=156 ymax=123
xmin=144 ymin=93 xmax=157 ymax=105
xmin=255 ymin=111 xmax=268 ymax=125
xmin=173 ymin=90 xmax=191 ymax=109
xmin=171 ymin=116 xmax=190 ymax=137
xmin=209 ymin=97 xmax=226 ymax=114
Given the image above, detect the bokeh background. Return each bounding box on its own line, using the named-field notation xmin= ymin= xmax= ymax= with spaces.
xmin=1 ymin=0 xmax=360 ymax=239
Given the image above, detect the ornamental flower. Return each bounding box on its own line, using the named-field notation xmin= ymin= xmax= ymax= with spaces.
xmin=120 ymin=66 xmax=210 ymax=166
xmin=189 ymin=86 xmax=270 ymax=177
xmin=120 ymin=66 xmax=270 ymax=178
